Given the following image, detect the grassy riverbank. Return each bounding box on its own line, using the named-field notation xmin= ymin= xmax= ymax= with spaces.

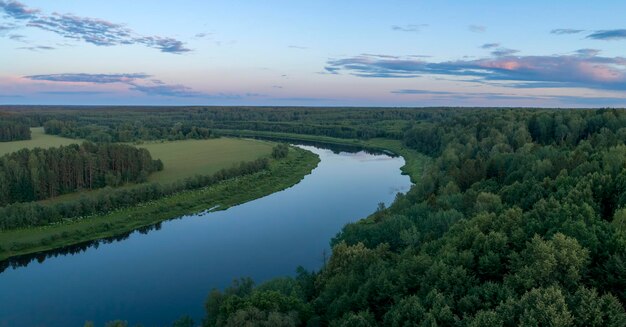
xmin=216 ymin=129 xmax=430 ymax=183
xmin=0 ymin=146 xmax=319 ymax=261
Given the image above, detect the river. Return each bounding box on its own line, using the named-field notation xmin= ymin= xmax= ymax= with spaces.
xmin=0 ymin=145 xmax=412 ymax=327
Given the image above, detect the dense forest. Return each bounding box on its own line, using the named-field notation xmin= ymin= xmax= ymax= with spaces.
xmin=43 ymin=118 xmax=217 ymax=142
xmin=196 ymin=108 xmax=626 ymax=326
xmin=3 ymin=106 xmax=444 ymax=142
xmin=0 ymin=142 xmax=163 ymax=205
xmin=0 ymin=119 xmax=31 ymax=142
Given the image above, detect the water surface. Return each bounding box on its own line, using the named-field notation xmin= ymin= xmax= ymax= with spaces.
xmin=0 ymin=145 xmax=411 ymax=327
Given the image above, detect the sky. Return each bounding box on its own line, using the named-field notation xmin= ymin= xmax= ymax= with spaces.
xmin=0 ymin=0 xmax=625 ymax=107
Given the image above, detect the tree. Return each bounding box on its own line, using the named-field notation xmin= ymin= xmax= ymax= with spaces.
xmin=272 ymin=144 xmax=289 ymax=159
xmin=517 ymin=286 xmax=573 ymax=327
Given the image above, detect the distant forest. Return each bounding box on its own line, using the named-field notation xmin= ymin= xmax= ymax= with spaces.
xmin=0 ymin=117 xmax=30 ymax=142
xmin=1 ymin=106 xmax=625 ymax=326
xmin=4 ymin=106 xmax=434 ymax=142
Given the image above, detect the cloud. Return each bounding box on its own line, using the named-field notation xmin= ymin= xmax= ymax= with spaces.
xmin=551 ymin=28 xmax=584 ymax=35
xmin=134 ymin=36 xmax=190 ymax=53
xmin=17 ymin=45 xmax=54 ymax=51
xmin=325 ymin=56 xmax=425 ymax=78
xmin=325 ymin=52 xmax=626 ymax=90
xmin=391 ymin=24 xmax=427 ymax=32
xmin=0 ymin=0 xmax=38 ymax=19
xmin=551 ymin=26 xmax=626 ymax=41
xmin=491 ymin=48 xmax=519 ymax=57
xmin=587 ymin=29 xmax=626 ymax=40
xmin=128 ymin=83 xmax=208 ymax=98
xmin=27 ymin=14 xmax=134 ymax=46
xmin=481 ymin=43 xmax=500 ymax=49
xmin=468 ymin=25 xmax=486 ymax=33
xmin=22 ymin=72 xmax=251 ymax=99
xmin=392 ymin=89 xmax=539 ymax=101
xmin=288 ymin=45 xmax=308 ymax=50
xmin=26 ymin=73 xmax=150 ymax=84
xmin=0 ymin=1 xmax=190 ymax=53
xmin=391 ymin=89 xmax=455 ymax=95
xmin=575 ymin=48 xmax=601 ymax=57
xmin=391 ymin=89 xmax=626 ymax=107
xmin=323 ymin=66 xmax=340 ymax=74
xmin=39 ymin=91 xmax=110 ymax=95
xmin=0 ymin=23 xmax=17 ymax=31
xmin=8 ymin=33 xmax=24 ymax=41
xmin=194 ymin=32 xmax=211 ymax=38
xmin=362 ymin=53 xmax=401 ymax=59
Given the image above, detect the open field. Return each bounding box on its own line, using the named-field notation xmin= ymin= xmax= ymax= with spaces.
xmin=32 ymin=137 xmax=275 ymax=204
xmin=0 ymin=127 xmax=78 ymax=156
xmin=0 ymin=128 xmax=273 ymax=185
xmin=140 ymin=138 xmax=274 ymax=184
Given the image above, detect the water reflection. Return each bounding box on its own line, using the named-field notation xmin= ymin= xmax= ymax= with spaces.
xmin=0 ymin=223 xmax=164 ymax=274
xmin=0 ymin=142 xmax=390 ymax=273
xmin=0 ymin=145 xmax=412 ymax=327
xmin=235 ymin=135 xmax=398 ymax=157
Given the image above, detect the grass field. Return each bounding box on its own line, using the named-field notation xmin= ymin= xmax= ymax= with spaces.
xmin=28 ymin=137 xmax=274 ymax=204
xmin=0 ymin=127 xmax=78 ymax=156
xmin=0 ymin=129 xmax=273 ymax=185
xmin=139 ymin=138 xmax=274 ymax=184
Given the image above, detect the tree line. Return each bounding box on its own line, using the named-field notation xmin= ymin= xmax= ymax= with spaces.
xmin=43 ymin=119 xmax=217 ymax=143
xmin=0 ymin=142 xmax=163 ymax=206
xmin=4 ymin=106 xmax=452 ymax=142
xmin=0 ymin=120 xmax=31 ymax=142
xmin=0 ymin=157 xmax=269 ymax=233
xmin=201 ymin=108 xmax=626 ymax=326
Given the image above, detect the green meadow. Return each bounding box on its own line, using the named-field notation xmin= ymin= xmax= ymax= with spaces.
xmin=140 ymin=138 xmax=274 ymax=184
xmin=0 ymin=127 xmax=78 ymax=156
xmin=0 ymin=135 xmax=275 ymax=204
xmin=0 ymin=128 xmax=274 ymax=184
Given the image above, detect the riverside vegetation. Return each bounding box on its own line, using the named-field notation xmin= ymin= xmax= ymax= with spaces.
xmin=0 ymin=145 xmax=318 ymax=261
xmin=0 ymin=120 xmax=319 ymax=260
xmin=1 ymin=106 xmax=625 ymax=326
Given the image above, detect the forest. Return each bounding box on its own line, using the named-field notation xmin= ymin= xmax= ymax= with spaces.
xmin=0 ymin=119 xmax=31 ymax=142
xmin=2 ymin=105 xmax=443 ymax=142
xmin=197 ymin=108 xmax=626 ymax=327
xmin=0 ymin=142 xmax=163 ymax=205
xmin=0 ymin=106 xmax=625 ymax=326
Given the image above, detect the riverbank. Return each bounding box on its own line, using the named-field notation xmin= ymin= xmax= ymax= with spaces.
xmin=0 ymin=146 xmax=319 ymax=261
xmin=216 ymin=129 xmax=430 ymax=183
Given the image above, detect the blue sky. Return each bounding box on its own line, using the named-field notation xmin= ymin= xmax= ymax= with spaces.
xmin=1 ymin=0 xmax=625 ymax=107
